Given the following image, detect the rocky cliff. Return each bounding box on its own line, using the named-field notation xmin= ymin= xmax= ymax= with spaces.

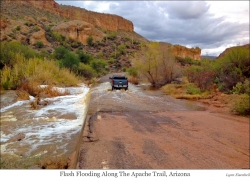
xmin=171 ymin=45 xmax=201 ymax=60
xmin=59 ymin=5 xmax=134 ymax=32
xmin=5 ymin=0 xmax=60 ymax=15
xmin=52 ymin=20 xmax=105 ymax=45
xmin=5 ymin=0 xmax=134 ymax=32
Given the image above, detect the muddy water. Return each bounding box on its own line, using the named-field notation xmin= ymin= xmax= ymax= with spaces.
xmin=0 ymin=84 xmax=90 ymax=159
xmin=89 ymin=82 xmax=205 ymax=114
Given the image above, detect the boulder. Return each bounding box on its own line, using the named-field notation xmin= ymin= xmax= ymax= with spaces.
xmin=52 ymin=20 xmax=105 ymax=45
xmin=29 ymin=29 xmax=50 ymax=45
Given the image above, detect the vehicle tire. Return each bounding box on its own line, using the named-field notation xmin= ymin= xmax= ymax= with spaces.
xmin=125 ymin=87 xmax=128 ymax=91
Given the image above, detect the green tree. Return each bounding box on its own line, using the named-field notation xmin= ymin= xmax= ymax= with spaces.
xmin=53 ymin=46 xmax=68 ymax=60
xmin=133 ymin=42 xmax=177 ymax=87
xmin=61 ymin=52 xmax=80 ymax=70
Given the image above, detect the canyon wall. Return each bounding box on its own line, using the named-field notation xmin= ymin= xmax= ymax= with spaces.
xmin=171 ymin=45 xmax=201 ymax=60
xmin=59 ymin=5 xmax=134 ymax=32
xmin=5 ymin=0 xmax=134 ymax=32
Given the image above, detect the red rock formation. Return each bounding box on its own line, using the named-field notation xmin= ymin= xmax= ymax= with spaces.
xmin=0 ymin=18 xmax=8 ymax=30
xmin=171 ymin=44 xmax=201 ymax=60
xmin=59 ymin=5 xmax=134 ymax=32
xmin=5 ymin=0 xmax=134 ymax=32
xmin=52 ymin=20 xmax=105 ymax=45
xmin=4 ymin=0 xmax=60 ymax=14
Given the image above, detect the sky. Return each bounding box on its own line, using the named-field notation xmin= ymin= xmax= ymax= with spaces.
xmin=55 ymin=1 xmax=249 ymax=56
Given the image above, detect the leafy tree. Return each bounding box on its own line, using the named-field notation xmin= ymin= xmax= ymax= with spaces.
xmin=133 ymin=42 xmax=177 ymax=87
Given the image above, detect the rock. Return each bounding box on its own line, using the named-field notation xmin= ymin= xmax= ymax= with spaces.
xmin=9 ymin=133 xmax=25 ymax=142
xmin=171 ymin=44 xmax=201 ymax=60
xmin=59 ymin=5 xmax=134 ymax=32
xmin=29 ymin=29 xmax=50 ymax=45
xmin=0 ymin=18 xmax=8 ymax=30
xmin=52 ymin=20 xmax=105 ymax=45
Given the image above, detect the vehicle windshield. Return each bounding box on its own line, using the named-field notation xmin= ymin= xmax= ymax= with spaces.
xmin=113 ymin=76 xmax=127 ymax=79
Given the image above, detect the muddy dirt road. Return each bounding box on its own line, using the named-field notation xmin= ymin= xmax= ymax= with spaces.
xmin=77 ymin=75 xmax=249 ymax=169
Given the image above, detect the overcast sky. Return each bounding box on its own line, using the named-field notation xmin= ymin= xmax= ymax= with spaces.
xmin=55 ymin=1 xmax=249 ymax=56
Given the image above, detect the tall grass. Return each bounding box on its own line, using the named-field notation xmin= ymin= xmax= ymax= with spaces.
xmin=0 ymin=53 xmax=80 ymax=90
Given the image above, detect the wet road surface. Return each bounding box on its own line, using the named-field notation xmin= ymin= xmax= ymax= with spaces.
xmin=77 ymin=75 xmax=249 ymax=169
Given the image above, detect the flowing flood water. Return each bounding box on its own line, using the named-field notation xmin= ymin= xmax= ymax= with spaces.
xmin=0 ymin=84 xmax=90 ymax=159
xmin=89 ymin=82 xmax=205 ymax=114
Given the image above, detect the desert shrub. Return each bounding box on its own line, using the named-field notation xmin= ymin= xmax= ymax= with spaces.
xmin=76 ymin=50 xmax=92 ymax=64
xmin=87 ymin=36 xmax=93 ymax=46
xmin=128 ymin=68 xmax=138 ymax=77
xmin=0 ymin=41 xmax=39 ymax=68
xmin=61 ymin=52 xmax=79 ymax=70
xmin=118 ymin=44 xmax=126 ymax=55
xmin=176 ymin=56 xmax=201 ymax=66
xmin=231 ymin=79 xmax=250 ymax=95
xmin=53 ymin=46 xmax=68 ymax=60
xmin=33 ymin=26 xmax=40 ymax=32
xmin=51 ymin=32 xmax=65 ymax=43
xmin=108 ymin=58 xmax=115 ymax=64
xmin=106 ymin=32 xmax=117 ymax=40
xmin=34 ymin=41 xmax=44 ymax=48
xmin=211 ymin=46 xmax=249 ymax=92
xmin=24 ymin=22 xmax=34 ymax=27
xmin=186 ymin=66 xmax=215 ymax=91
xmin=71 ymin=41 xmax=82 ymax=48
xmin=186 ymin=84 xmax=201 ymax=95
xmin=15 ymin=26 xmax=21 ymax=31
xmin=0 ymin=54 xmax=80 ymax=90
xmin=90 ymin=59 xmax=107 ymax=74
xmin=231 ymin=94 xmax=250 ymax=115
xmin=77 ymin=63 xmax=97 ymax=79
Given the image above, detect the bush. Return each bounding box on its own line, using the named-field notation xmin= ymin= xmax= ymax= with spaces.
xmin=77 ymin=63 xmax=97 ymax=79
xmin=128 ymin=68 xmax=138 ymax=77
xmin=118 ymin=44 xmax=126 ymax=55
xmin=53 ymin=46 xmax=68 ymax=60
xmin=34 ymin=41 xmax=44 ymax=48
xmin=61 ymin=52 xmax=79 ymax=70
xmin=231 ymin=94 xmax=250 ymax=115
xmin=108 ymin=58 xmax=115 ymax=64
xmin=231 ymin=79 xmax=250 ymax=95
xmin=0 ymin=41 xmax=39 ymax=68
xmin=186 ymin=84 xmax=201 ymax=95
xmin=90 ymin=59 xmax=107 ymax=74
xmin=87 ymin=36 xmax=93 ymax=46
xmin=16 ymin=26 xmax=21 ymax=31
xmin=0 ymin=54 xmax=80 ymax=90
xmin=76 ymin=50 xmax=92 ymax=64
xmin=186 ymin=66 xmax=215 ymax=91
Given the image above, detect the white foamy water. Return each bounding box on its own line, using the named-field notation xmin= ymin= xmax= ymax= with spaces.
xmin=0 ymin=84 xmax=90 ymax=157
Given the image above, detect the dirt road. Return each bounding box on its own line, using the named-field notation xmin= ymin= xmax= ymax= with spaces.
xmin=77 ymin=75 xmax=249 ymax=169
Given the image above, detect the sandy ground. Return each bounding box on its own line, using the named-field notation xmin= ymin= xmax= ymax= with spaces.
xmin=77 ymin=77 xmax=249 ymax=169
